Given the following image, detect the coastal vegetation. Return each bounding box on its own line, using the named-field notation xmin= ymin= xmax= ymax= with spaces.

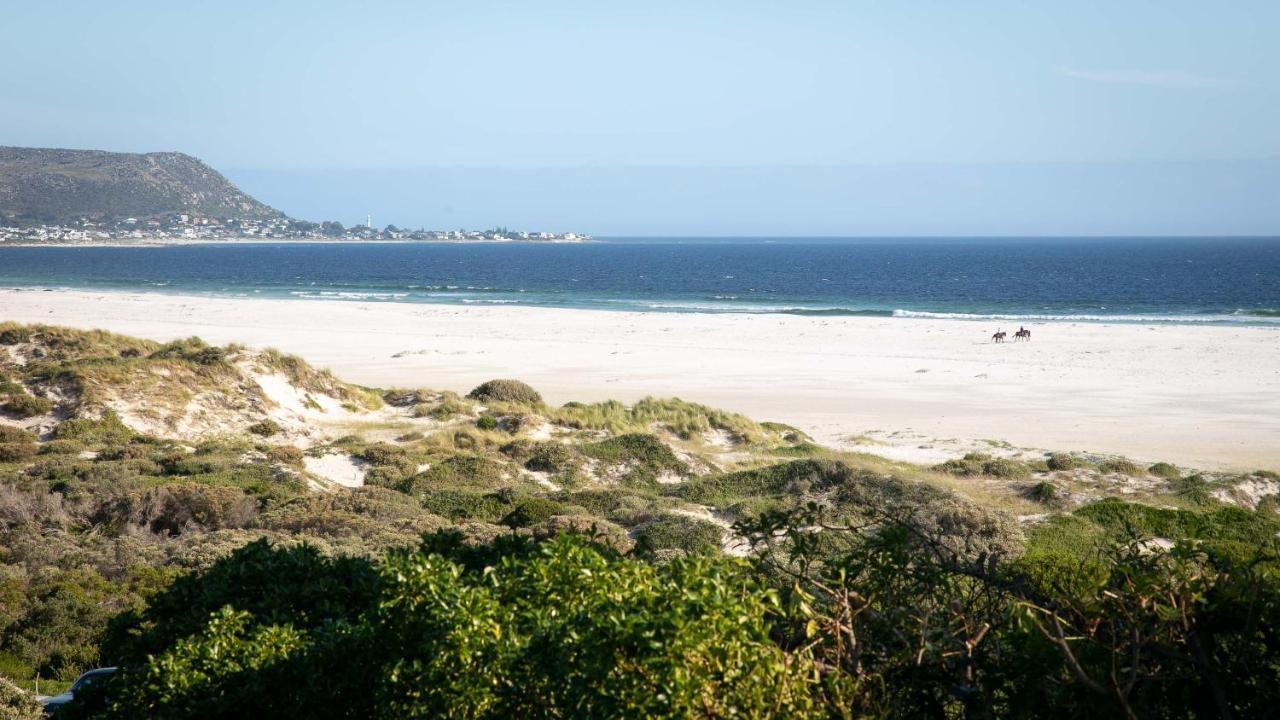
xmin=0 ymin=323 xmax=1277 ymax=716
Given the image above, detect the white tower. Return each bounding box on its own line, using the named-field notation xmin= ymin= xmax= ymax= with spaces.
xmin=367 ymin=214 xmax=372 ymax=229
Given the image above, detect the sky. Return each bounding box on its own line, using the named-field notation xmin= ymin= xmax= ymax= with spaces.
xmin=3 ymin=0 xmax=1278 ymax=234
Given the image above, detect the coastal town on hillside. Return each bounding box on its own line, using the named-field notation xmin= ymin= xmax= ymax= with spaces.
xmin=0 ymin=214 xmax=590 ymax=245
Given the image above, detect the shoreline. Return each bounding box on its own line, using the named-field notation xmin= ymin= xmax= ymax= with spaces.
xmin=2 ymin=287 xmax=1277 ymax=471
xmin=1 ymin=286 xmax=1274 ymax=328
xmin=0 ymin=238 xmax=593 ymax=248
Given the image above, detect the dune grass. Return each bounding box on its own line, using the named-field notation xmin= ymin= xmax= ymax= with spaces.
xmin=552 ymin=396 xmax=764 ymax=444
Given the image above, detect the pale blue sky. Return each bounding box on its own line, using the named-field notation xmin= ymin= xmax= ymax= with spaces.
xmin=4 ymin=0 xmax=1278 ymax=233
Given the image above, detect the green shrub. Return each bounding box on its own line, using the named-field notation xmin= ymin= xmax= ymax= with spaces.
xmin=466 ymin=379 xmax=543 ymax=405
xmin=416 ymin=394 xmax=468 ymax=420
xmin=1147 ymin=462 xmax=1181 ymax=480
xmin=1 ymin=394 xmax=52 ymax=418
xmin=94 ymin=535 xmax=821 ymax=718
xmin=524 ymin=442 xmax=578 ymax=473
xmin=581 ymin=434 xmax=685 ymax=485
xmin=771 ymin=441 xmax=824 ymax=457
xmin=38 ymin=439 xmax=83 ymax=455
xmin=0 ymin=443 xmax=37 ymax=462
xmin=1099 ymin=457 xmax=1145 ymax=476
xmin=147 ymin=337 xmax=231 ymax=367
xmin=0 ymin=326 xmax=33 ymax=345
xmin=936 ymin=454 xmax=1030 ymax=479
xmin=1172 ymin=474 xmax=1215 ymax=506
xmin=95 ymin=483 xmax=259 ymax=536
xmin=501 ymin=497 xmax=567 ymax=528
xmin=634 ymin=514 xmax=724 ymax=554
xmin=52 ymin=412 xmax=134 ymax=445
xmin=556 ymin=489 xmax=657 ymax=523
xmin=678 ymin=459 xmax=862 ymax=506
xmin=1046 ymin=453 xmax=1076 ymax=471
xmin=418 ymin=489 xmax=510 ymax=521
xmin=399 ymin=455 xmax=510 ymax=496
xmin=358 ymin=442 xmax=409 ymax=467
xmin=1070 ymin=499 xmax=1280 ymax=562
xmin=246 ymin=419 xmax=282 ymax=437
xmin=0 ymin=426 xmax=36 ymax=444
xmin=935 ymin=457 xmax=984 ymax=476
xmin=981 ymin=458 xmax=1032 ymax=479
xmin=1028 ymin=481 xmax=1060 ymax=505
xmin=382 ymin=390 xmax=422 ymax=407
xmin=263 ymin=445 xmax=304 ymax=467
xmin=475 ymin=415 xmax=498 ymax=431
xmin=498 ymin=438 xmax=535 ymax=461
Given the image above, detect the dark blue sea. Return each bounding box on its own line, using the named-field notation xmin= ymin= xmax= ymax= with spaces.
xmin=1 ymin=237 xmax=1278 ymax=325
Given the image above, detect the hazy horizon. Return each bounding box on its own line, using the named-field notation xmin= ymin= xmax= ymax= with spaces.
xmin=226 ymin=159 xmax=1280 ymax=236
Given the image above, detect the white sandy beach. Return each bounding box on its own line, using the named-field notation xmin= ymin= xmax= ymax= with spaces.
xmin=2 ymin=288 xmax=1277 ymax=471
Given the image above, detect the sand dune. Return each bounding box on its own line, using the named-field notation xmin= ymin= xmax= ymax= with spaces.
xmin=2 ymin=288 xmax=1277 ymax=470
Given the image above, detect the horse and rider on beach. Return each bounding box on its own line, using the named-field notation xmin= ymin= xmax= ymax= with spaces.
xmin=992 ymin=326 xmax=1031 ymax=343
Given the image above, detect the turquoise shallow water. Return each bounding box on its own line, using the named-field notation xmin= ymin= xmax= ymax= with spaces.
xmin=1 ymin=237 xmax=1278 ymax=324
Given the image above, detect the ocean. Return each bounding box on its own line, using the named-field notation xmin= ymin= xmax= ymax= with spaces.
xmin=1 ymin=237 xmax=1278 ymax=325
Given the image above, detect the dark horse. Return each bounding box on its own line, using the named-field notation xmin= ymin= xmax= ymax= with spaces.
xmin=992 ymin=330 xmax=1007 ymax=343
xmin=1014 ymin=327 xmax=1031 ymax=342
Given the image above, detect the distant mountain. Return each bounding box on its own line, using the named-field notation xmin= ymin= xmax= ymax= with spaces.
xmin=0 ymin=146 xmax=285 ymax=223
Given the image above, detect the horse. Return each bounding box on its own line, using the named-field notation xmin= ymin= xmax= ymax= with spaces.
xmin=991 ymin=330 xmax=1007 ymax=343
xmin=1014 ymin=328 xmax=1031 ymax=342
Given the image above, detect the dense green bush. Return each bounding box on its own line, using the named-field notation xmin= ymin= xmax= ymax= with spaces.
xmin=418 ymin=490 xmax=510 ymax=522
xmin=581 ymin=434 xmax=685 ymax=485
xmin=678 ymin=459 xmax=865 ymax=506
xmin=981 ymin=457 xmax=1032 ymax=479
xmin=523 ymin=441 xmax=578 ymax=473
xmin=80 ymin=535 xmax=822 ymax=718
xmin=0 ymin=426 xmax=36 ymax=444
xmin=1046 ymin=453 xmax=1077 ymax=471
xmin=100 ymin=540 xmax=379 ymax=667
xmin=53 ymin=412 xmax=134 ymax=445
xmin=0 ymin=443 xmax=38 ymax=463
xmin=0 ymin=326 xmax=34 ymax=345
xmin=397 ymin=455 xmax=509 ymax=497
xmin=634 ymin=514 xmax=724 ymax=554
xmin=148 ymin=337 xmax=230 ymax=367
xmin=466 ymin=379 xmax=543 ymax=405
xmin=475 ymin=414 xmax=498 ymax=431
xmin=740 ymin=499 xmax=1280 ymax=718
xmin=501 ymin=497 xmax=567 ymax=528
xmin=246 ymin=419 xmax=282 ymax=437
xmin=94 ymin=484 xmax=259 ymax=537
xmin=1148 ymin=462 xmax=1181 ymax=480
xmin=24 ymin=495 xmax=1280 ymax=720
xmin=2 ymin=394 xmax=52 ymax=418
xmin=262 ymin=444 xmax=304 ymax=467
xmin=38 ymin=439 xmax=84 ymax=456
xmin=1099 ymin=457 xmax=1145 ymax=476
xmin=937 ymin=453 xmax=1032 ymax=479
xmin=1028 ymin=480 xmax=1060 ymax=505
